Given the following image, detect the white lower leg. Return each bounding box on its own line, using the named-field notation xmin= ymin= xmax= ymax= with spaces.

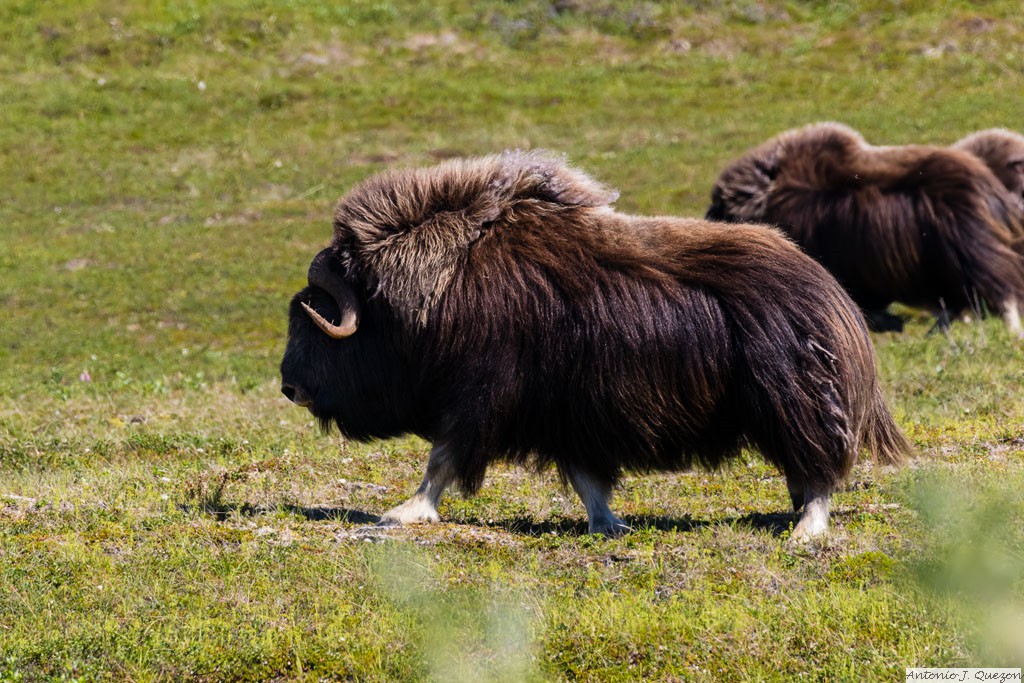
xmin=379 ymin=443 xmax=456 ymax=526
xmin=566 ymin=467 xmax=629 ymax=536
xmin=1003 ymin=298 xmax=1022 ymax=336
xmin=789 ymin=487 xmax=831 ymax=543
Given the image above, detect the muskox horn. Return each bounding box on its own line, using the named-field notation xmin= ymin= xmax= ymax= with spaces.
xmin=303 ymin=248 xmax=360 ymax=339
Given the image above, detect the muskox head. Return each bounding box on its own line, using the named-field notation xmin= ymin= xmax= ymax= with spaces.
xmin=954 ymin=128 xmax=1024 ymax=213
xmin=705 ymin=147 xmax=779 ymax=223
xmin=280 ymin=151 xmax=621 ymax=442
xmin=280 ymin=247 xmax=413 ymax=440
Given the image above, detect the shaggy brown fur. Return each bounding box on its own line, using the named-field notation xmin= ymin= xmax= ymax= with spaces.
xmin=706 ymin=122 xmax=1024 ymax=333
xmin=953 ymin=128 xmax=1024 ymax=218
xmin=281 ymin=150 xmax=910 ymax=540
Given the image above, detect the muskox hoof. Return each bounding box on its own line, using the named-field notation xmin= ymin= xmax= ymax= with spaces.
xmin=787 ymin=488 xmax=831 ymax=545
xmin=863 ymin=309 xmax=904 ymax=333
xmin=788 ymin=520 xmax=828 ymax=545
xmin=588 ymin=516 xmax=632 ymax=538
xmin=378 ymin=497 xmax=441 ymax=526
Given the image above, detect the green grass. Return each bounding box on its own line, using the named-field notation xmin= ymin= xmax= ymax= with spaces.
xmin=2 ymin=1 xmax=1024 ymax=680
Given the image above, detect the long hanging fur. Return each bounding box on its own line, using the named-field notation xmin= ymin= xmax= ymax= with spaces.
xmin=706 ymin=122 xmax=1024 ymax=323
xmin=282 ymin=150 xmax=910 ymax=508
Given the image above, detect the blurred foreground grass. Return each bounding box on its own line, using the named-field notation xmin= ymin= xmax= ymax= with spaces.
xmin=2 ymin=1 xmax=1024 ymax=680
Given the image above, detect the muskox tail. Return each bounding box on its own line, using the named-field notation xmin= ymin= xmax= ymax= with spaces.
xmin=863 ymin=386 xmax=913 ymax=467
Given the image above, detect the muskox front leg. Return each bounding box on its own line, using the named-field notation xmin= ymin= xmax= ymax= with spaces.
xmin=927 ymin=308 xmax=956 ymax=336
xmin=566 ymin=467 xmax=631 ymax=537
xmin=1003 ymin=298 xmax=1023 ymax=337
xmin=789 ymin=487 xmax=831 ymax=544
xmin=862 ymin=308 xmax=904 ymax=333
xmin=786 ymin=479 xmax=804 ymax=512
xmin=378 ymin=443 xmax=456 ymax=527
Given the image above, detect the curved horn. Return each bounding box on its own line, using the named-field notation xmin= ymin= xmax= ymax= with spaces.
xmin=303 ymin=248 xmax=360 ymax=339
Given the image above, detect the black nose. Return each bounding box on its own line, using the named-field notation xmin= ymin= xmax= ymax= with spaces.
xmin=282 ymin=383 xmax=314 ymax=407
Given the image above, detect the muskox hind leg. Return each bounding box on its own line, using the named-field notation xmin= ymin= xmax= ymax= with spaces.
xmin=378 ymin=442 xmax=456 ymax=527
xmin=1003 ymin=298 xmax=1023 ymax=337
xmin=565 ymin=466 xmax=631 ymax=537
xmin=755 ymin=337 xmax=851 ymax=544
xmin=789 ymin=486 xmax=831 ymax=544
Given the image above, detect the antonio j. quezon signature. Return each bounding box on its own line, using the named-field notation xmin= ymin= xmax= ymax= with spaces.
xmin=906 ymin=669 xmax=1022 ymax=683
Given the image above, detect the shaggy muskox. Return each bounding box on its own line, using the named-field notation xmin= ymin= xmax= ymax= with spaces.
xmin=280 ymin=151 xmax=910 ymax=542
xmin=953 ymin=128 xmax=1024 ymax=216
xmin=705 ymin=122 xmax=1024 ymax=334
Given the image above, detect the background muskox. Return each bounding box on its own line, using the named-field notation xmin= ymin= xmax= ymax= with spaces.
xmin=706 ymin=122 xmax=1024 ymax=334
xmin=280 ymin=150 xmax=910 ymax=542
xmin=953 ymin=128 xmax=1024 ymax=217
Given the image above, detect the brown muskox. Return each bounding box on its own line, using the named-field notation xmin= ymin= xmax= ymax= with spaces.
xmin=280 ymin=150 xmax=910 ymax=542
xmin=705 ymin=122 xmax=1024 ymax=334
xmin=953 ymin=128 xmax=1024 ymax=217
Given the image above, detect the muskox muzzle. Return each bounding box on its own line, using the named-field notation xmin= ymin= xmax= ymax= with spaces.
xmin=281 ymin=382 xmax=312 ymax=407
xmin=705 ymin=201 xmax=726 ymax=221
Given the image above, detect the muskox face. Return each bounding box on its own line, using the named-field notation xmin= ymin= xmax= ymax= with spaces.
xmin=998 ymin=157 xmax=1024 ymax=209
xmin=954 ymin=129 xmax=1024 ymax=213
xmin=280 ymin=285 xmax=350 ymax=425
xmin=704 ymin=185 xmax=732 ymax=222
xmin=705 ymin=152 xmax=778 ymax=223
xmin=977 ymin=148 xmax=1024 ymax=211
xmin=279 ymin=249 xmax=414 ymax=440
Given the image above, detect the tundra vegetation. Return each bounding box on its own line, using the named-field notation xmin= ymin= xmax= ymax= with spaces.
xmin=1 ymin=1 xmax=1023 ymax=681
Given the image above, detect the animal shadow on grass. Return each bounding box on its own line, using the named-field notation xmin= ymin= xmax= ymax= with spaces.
xmin=185 ymin=503 xmax=804 ymax=538
xmin=186 ymin=501 xmax=840 ymax=539
xmin=180 ymin=502 xmax=380 ymax=525
xmin=475 ymin=512 xmax=797 ymax=538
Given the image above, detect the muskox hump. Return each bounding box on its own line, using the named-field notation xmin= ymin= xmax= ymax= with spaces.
xmin=329 ymin=150 xmax=620 ymax=328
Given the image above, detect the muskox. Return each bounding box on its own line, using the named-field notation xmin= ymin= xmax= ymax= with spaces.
xmin=280 ymin=150 xmax=910 ymax=542
xmin=953 ymin=128 xmax=1024 ymax=216
xmin=706 ymin=122 xmax=1024 ymax=334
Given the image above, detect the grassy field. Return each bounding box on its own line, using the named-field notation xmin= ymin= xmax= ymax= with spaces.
xmin=2 ymin=0 xmax=1024 ymax=680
